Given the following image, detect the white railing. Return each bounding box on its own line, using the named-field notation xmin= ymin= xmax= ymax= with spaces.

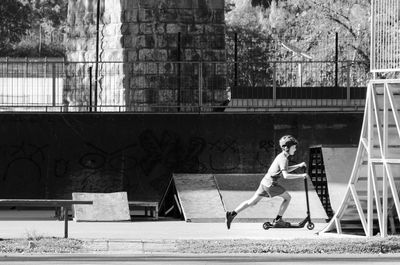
xmin=371 ymin=0 xmax=400 ymax=73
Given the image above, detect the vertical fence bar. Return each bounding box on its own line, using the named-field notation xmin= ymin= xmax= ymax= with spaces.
xmin=335 ymin=32 xmax=339 ymax=88
xmin=234 ymin=32 xmax=238 ymax=88
xmin=52 ymin=63 xmax=56 ymax=107
xmin=298 ymin=62 xmax=302 ymax=87
xmin=273 ymin=62 xmax=276 ymax=107
xmin=198 ymin=62 xmax=202 ymax=112
xmin=177 ymin=32 xmax=181 ymax=112
xmin=45 ymin=57 xmax=47 ymax=107
xmin=62 ymin=58 xmax=66 ymax=112
xmin=95 ymin=0 xmax=101 ymax=113
xmin=25 ymin=57 xmax=28 ymax=105
xmin=346 ymin=61 xmax=351 ymax=104
xmin=89 ymin=66 xmax=93 ymax=112
xmin=94 ymin=63 xmax=98 ymax=112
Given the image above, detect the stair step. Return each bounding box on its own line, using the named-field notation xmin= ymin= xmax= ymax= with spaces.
xmin=371 ymin=148 xmax=400 ymax=157
xmin=373 ymin=83 xmax=400 ymax=94
xmin=372 ymin=130 xmax=400 ymax=146
xmin=375 ymin=96 xmax=400 ymax=110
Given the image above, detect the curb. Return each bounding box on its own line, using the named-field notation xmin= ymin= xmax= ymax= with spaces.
xmin=83 ymin=239 xmax=178 ymax=254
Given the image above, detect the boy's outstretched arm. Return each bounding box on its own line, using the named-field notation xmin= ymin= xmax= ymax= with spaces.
xmin=287 ymin=162 xmax=307 ymax=172
xmin=282 ymin=170 xmax=308 ymax=180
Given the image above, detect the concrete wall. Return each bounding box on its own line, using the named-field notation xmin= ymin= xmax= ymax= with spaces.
xmin=0 ymin=113 xmax=362 ymax=201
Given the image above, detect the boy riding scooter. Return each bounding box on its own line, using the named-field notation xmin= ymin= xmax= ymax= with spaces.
xmin=225 ymin=135 xmax=309 ymax=229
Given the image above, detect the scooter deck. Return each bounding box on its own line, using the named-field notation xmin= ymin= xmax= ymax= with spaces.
xmin=263 ymin=219 xmax=314 ymax=230
xmin=263 ymin=221 xmax=303 ymax=229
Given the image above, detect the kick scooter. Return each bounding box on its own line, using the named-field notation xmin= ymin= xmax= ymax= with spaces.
xmin=263 ymin=168 xmax=315 ymax=230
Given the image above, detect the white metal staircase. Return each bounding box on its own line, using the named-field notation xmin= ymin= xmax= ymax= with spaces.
xmin=321 ymin=79 xmax=400 ymax=236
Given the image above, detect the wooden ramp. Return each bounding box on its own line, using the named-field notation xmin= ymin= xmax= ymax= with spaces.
xmin=320 ymin=147 xmax=358 ymax=212
xmin=72 ymin=192 xmax=130 ymax=222
xmin=320 ymin=80 xmax=400 ymax=236
xmin=169 ymin=174 xmax=226 ymax=222
xmin=160 ymin=173 xmax=327 ymax=223
xmin=309 ymin=146 xmax=358 ymax=219
xmin=215 ymin=174 xmax=327 ymax=222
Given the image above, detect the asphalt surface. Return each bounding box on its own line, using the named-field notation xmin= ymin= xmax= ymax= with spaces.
xmin=1 ymin=254 xmax=400 ymax=264
xmin=0 ymin=216 xmax=360 ymax=241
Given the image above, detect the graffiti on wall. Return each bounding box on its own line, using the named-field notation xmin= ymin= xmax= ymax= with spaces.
xmin=0 ymin=142 xmax=49 ymax=198
xmin=208 ymin=136 xmax=240 ymax=171
xmin=67 ymin=143 xmax=138 ymax=193
xmin=256 ymin=139 xmax=279 ymax=169
xmin=132 ymin=130 xmax=207 ymax=199
xmin=0 ymin=132 xmax=277 ymax=200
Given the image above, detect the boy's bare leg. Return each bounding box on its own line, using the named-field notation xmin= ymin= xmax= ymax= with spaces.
xmin=234 ymin=193 xmax=263 ymax=213
xmin=226 ymin=193 xmax=263 ymax=229
xmin=277 ymin=191 xmax=291 ymax=217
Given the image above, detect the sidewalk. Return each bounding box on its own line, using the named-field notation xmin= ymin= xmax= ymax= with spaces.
xmin=0 ymin=213 xmax=364 ymax=254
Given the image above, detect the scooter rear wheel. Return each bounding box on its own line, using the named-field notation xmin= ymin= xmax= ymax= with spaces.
xmin=263 ymin=222 xmax=272 ymax=230
xmin=307 ymin=222 xmax=315 ymax=230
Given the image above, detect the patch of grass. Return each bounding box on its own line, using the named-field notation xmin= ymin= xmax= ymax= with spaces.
xmin=0 ymin=237 xmax=84 ymax=254
xmin=24 ymin=230 xmax=44 ymax=241
xmin=175 ymin=237 xmax=400 ymax=254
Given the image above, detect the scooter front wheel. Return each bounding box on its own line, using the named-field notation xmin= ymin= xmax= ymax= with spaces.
xmin=307 ymin=222 xmax=315 ymax=230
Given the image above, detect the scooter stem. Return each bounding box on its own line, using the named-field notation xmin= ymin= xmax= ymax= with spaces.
xmin=303 ymin=167 xmax=311 ymax=216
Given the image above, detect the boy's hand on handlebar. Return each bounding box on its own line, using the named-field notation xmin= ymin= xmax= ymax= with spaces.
xmin=303 ymin=173 xmax=309 ymax=179
xmin=299 ymin=162 xmax=307 ymax=169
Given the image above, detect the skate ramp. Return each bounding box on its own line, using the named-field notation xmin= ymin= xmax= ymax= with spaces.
xmin=321 ymin=147 xmax=358 ymax=212
xmin=173 ymin=174 xmax=226 ymax=222
xmin=72 ymin=192 xmax=130 ymax=222
xmin=215 ymin=174 xmax=328 ymax=222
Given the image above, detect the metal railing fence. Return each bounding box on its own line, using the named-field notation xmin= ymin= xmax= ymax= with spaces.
xmin=227 ymin=60 xmax=369 ymax=111
xmin=371 ymin=0 xmax=400 ymax=73
xmin=0 ymin=59 xmax=369 ymax=112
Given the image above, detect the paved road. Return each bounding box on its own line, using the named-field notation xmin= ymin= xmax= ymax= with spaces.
xmin=1 ymin=255 xmax=400 ymax=265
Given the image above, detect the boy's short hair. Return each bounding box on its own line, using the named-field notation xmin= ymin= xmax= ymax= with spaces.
xmin=279 ymin=135 xmax=298 ymax=149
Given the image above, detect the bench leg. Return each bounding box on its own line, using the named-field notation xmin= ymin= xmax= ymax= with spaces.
xmin=64 ymin=207 xmax=68 ymax=238
xmin=154 ymin=207 xmax=158 ymax=220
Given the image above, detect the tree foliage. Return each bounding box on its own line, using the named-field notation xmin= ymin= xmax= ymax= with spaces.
xmin=29 ymin=0 xmax=68 ymax=28
xmin=227 ymin=0 xmax=370 ymax=62
xmin=0 ymin=0 xmax=33 ymax=46
xmin=0 ymin=0 xmax=67 ymax=56
xmin=226 ymin=0 xmax=371 ymax=87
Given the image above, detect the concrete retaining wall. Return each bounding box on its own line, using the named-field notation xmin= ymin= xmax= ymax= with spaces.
xmin=0 ymin=113 xmax=362 ymax=201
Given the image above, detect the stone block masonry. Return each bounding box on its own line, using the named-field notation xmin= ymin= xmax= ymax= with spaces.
xmin=66 ymin=0 xmax=226 ymax=111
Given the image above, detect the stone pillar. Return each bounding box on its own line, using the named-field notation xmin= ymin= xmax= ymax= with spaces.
xmin=66 ymin=0 xmax=226 ymax=111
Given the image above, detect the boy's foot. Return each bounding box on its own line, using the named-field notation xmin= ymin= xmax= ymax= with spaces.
xmin=226 ymin=211 xmax=234 ymax=229
xmin=273 ymin=218 xmax=291 ymax=228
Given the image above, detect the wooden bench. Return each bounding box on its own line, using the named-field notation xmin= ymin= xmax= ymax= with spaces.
xmin=128 ymin=201 xmax=158 ymax=220
xmin=0 ymin=199 xmax=93 ymax=238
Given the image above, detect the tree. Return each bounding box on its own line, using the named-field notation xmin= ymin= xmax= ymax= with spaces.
xmin=307 ymin=0 xmax=370 ymax=62
xmin=225 ymin=0 xmax=278 ymax=87
xmin=0 ymin=0 xmax=68 ymax=56
xmin=29 ymin=0 xmax=68 ymax=28
xmin=226 ymin=0 xmax=371 ymax=88
xmin=0 ymin=0 xmax=33 ymax=47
